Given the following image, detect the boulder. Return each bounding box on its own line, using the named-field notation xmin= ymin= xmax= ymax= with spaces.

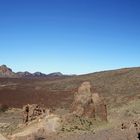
xmin=11 ymin=114 xmax=61 ymax=140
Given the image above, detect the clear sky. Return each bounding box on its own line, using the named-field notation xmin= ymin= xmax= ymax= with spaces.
xmin=0 ymin=0 xmax=140 ymax=74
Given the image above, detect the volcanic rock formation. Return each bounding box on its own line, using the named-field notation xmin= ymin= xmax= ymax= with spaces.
xmin=0 ymin=65 xmax=16 ymax=77
xmin=23 ymin=104 xmax=46 ymax=123
xmin=71 ymin=82 xmax=107 ymax=121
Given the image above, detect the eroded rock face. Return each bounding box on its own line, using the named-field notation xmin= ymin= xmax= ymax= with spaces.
xmin=23 ymin=104 xmax=46 ymax=123
xmin=0 ymin=65 xmax=16 ymax=77
xmin=71 ymin=82 xmax=95 ymax=118
xmin=71 ymin=82 xmax=107 ymax=121
xmin=92 ymin=93 xmax=107 ymax=121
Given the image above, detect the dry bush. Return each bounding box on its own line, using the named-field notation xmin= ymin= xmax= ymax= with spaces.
xmin=0 ymin=104 xmax=9 ymax=112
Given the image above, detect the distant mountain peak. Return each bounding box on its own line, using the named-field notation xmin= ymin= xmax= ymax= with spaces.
xmin=0 ymin=65 xmax=15 ymax=77
xmin=33 ymin=72 xmax=47 ymax=77
xmin=1 ymin=64 xmax=8 ymax=68
xmin=0 ymin=65 xmax=12 ymax=70
xmin=47 ymin=72 xmax=63 ymax=77
xmin=16 ymin=71 xmax=32 ymax=77
xmin=0 ymin=64 xmax=71 ymax=78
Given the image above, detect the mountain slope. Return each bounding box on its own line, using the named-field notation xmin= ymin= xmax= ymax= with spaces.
xmin=0 ymin=67 xmax=139 ymax=108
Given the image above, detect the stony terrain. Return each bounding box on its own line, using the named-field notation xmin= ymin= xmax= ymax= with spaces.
xmin=0 ymin=66 xmax=139 ymax=108
xmin=0 ymin=96 xmax=139 ymax=140
xmin=0 ymin=66 xmax=140 ymax=140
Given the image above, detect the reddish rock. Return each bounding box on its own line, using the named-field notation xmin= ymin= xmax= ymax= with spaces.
xmin=92 ymin=93 xmax=107 ymax=121
xmin=71 ymin=82 xmax=95 ymax=118
xmin=0 ymin=65 xmax=16 ymax=77
xmin=23 ymin=104 xmax=46 ymax=123
xmin=71 ymin=82 xmax=107 ymax=121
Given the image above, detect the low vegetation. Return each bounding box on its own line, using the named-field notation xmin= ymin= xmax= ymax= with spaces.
xmin=0 ymin=105 xmax=9 ymax=113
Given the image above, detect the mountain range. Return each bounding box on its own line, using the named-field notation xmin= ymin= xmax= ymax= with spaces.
xmin=0 ymin=65 xmax=65 ymax=78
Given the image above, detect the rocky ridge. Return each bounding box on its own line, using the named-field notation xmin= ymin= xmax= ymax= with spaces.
xmin=0 ymin=65 xmax=67 ymax=78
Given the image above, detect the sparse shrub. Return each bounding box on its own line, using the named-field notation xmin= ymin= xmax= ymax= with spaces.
xmin=0 ymin=104 xmax=9 ymax=112
xmin=61 ymin=127 xmax=65 ymax=131
xmin=35 ymin=136 xmax=45 ymax=140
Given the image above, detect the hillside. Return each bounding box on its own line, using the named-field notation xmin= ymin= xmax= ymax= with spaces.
xmin=0 ymin=67 xmax=139 ymax=109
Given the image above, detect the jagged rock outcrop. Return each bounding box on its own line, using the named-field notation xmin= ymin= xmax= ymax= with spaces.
xmin=71 ymin=82 xmax=95 ymax=118
xmin=92 ymin=93 xmax=107 ymax=121
xmin=71 ymin=82 xmax=107 ymax=121
xmin=10 ymin=105 xmax=61 ymax=140
xmin=23 ymin=104 xmax=46 ymax=123
xmin=0 ymin=65 xmax=16 ymax=77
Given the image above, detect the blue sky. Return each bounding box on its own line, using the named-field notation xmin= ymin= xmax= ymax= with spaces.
xmin=0 ymin=0 xmax=140 ymax=74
